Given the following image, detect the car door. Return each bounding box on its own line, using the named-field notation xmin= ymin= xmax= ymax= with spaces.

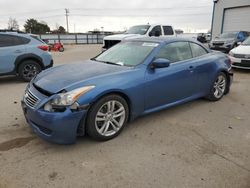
xmin=162 ymin=26 xmax=174 ymax=36
xmin=188 ymin=42 xmax=213 ymax=94
xmin=144 ymin=41 xmax=197 ymax=110
xmin=0 ymin=34 xmax=27 ymax=74
xmin=149 ymin=25 xmax=162 ymax=37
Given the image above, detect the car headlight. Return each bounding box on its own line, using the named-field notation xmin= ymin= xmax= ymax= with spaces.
xmin=229 ymin=51 xmax=234 ymax=57
xmin=44 ymin=86 xmax=95 ymax=112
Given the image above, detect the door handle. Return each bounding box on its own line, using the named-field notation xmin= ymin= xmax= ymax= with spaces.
xmin=188 ymin=66 xmax=194 ymax=70
xmin=14 ymin=50 xmax=22 ymax=53
xmin=188 ymin=66 xmax=195 ymax=73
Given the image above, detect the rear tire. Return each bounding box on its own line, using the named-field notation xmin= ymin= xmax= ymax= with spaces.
xmin=59 ymin=47 xmax=64 ymax=52
xmin=18 ymin=60 xmax=42 ymax=82
xmin=86 ymin=95 xmax=129 ymax=141
xmin=207 ymin=72 xmax=227 ymax=101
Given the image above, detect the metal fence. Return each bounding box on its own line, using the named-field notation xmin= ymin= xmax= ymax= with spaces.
xmin=39 ymin=34 xmax=107 ymax=44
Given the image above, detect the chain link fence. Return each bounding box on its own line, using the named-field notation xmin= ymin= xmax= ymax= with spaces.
xmin=39 ymin=34 xmax=107 ymax=44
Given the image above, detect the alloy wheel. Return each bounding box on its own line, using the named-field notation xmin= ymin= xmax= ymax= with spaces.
xmin=22 ymin=63 xmax=39 ymax=80
xmin=213 ymin=75 xmax=226 ymax=99
xmin=95 ymin=100 xmax=126 ymax=137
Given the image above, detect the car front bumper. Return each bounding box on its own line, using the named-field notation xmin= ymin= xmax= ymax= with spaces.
xmin=229 ymin=56 xmax=250 ymax=69
xmin=21 ymin=84 xmax=87 ymax=144
xmin=44 ymin=59 xmax=53 ymax=69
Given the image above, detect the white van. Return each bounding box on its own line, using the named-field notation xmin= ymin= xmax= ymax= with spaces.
xmin=103 ymin=24 xmax=176 ymax=50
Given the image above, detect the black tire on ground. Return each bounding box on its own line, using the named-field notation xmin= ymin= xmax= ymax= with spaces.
xmin=59 ymin=47 xmax=64 ymax=52
xmin=18 ymin=60 xmax=42 ymax=82
xmin=206 ymin=72 xmax=228 ymax=101
xmin=86 ymin=94 xmax=129 ymax=141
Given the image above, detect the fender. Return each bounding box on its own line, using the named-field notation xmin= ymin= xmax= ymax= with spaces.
xmin=14 ymin=53 xmax=45 ymax=72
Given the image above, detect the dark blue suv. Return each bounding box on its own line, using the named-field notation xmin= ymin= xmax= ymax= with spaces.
xmin=0 ymin=31 xmax=53 ymax=81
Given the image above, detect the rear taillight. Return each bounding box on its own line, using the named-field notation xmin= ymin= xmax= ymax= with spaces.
xmin=38 ymin=45 xmax=49 ymax=51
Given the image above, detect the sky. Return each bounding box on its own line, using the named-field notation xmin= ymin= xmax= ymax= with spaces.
xmin=0 ymin=0 xmax=213 ymax=33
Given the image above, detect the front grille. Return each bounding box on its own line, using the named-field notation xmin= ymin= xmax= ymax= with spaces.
xmin=233 ymin=61 xmax=250 ymax=68
xmin=24 ymin=89 xmax=40 ymax=108
xmin=213 ymin=42 xmax=224 ymax=46
xmin=104 ymin=40 xmax=121 ymax=49
xmin=233 ymin=54 xmax=250 ymax=59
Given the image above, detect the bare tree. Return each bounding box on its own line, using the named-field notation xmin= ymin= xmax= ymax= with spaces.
xmin=8 ymin=17 xmax=19 ymax=30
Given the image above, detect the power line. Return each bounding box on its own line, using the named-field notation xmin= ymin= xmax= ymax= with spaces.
xmin=0 ymin=8 xmax=63 ymax=17
xmin=0 ymin=5 xmax=211 ymax=17
xmin=71 ymin=6 xmax=211 ymax=11
xmin=70 ymin=12 xmax=211 ymax=17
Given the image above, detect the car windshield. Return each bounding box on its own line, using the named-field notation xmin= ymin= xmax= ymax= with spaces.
xmin=242 ymin=37 xmax=250 ymax=45
xmin=217 ymin=32 xmax=238 ymax=39
xmin=94 ymin=41 xmax=158 ymax=67
xmin=125 ymin=25 xmax=150 ymax=35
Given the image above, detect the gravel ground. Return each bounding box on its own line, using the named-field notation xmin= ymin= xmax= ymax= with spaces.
xmin=0 ymin=44 xmax=250 ymax=188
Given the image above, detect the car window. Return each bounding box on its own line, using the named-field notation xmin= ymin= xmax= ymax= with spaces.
xmin=163 ymin=26 xmax=174 ymax=35
xmin=31 ymin=35 xmax=45 ymax=43
xmin=155 ymin=42 xmax=192 ymax=63
xmin=150 ymin=25 xmax=162 ymax=36
xmin=0 ymin=34 xmax=30 ymax=47
xmin=218 ymin=32 xmax=237 ymax=39
xmin=125 ymin=25 xmax=150 ymax=35
xmin=189 ymin=42 xmax=208 ymax=58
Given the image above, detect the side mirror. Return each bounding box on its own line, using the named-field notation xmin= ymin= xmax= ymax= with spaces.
xmin=237 ymin=42 xmax=242 ymax=45
xmin=149 ymin=31 xmax=153 ymax=37
xmin=150 ymin=58 xmax=170 ymax=69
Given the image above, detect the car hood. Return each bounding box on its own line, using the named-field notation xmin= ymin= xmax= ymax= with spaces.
xmin=33 ymin=60 xmax=130 ymax=94
xmin=104 ymin=33 xmax=144 ymax=41
xmin=231 ymin=45 xmax=250 ymax=55
xmin=212 ymin=38 xmax=235 ymax=43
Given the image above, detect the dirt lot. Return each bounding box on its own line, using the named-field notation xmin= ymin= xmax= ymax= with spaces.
xmin=0 ymin=45 xmax=250 ymax=188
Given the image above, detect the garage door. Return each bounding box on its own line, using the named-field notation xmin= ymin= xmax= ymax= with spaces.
xmin=223 ymin=6 xmax=250 ymax=32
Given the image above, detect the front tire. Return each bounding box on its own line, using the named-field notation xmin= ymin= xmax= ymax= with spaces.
xmin=86 ymin=95 xmax=129 ymax=141
xmin=18 ymin=60 xmax=42 ymax=82
xmin=207 ymin=72 xmax=227 ymax=101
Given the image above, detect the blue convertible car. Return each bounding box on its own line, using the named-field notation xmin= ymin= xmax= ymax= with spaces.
xmin=21 ymin=37 xmax=233 ymax=144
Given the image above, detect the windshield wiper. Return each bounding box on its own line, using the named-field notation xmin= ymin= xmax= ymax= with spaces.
xmin=91 ymin=58 xmax=134 ymax=67
xmin=92 ymin=59 xmax=123 ymax=66
xmin=103 ymin=61 xmax=123 ymax=66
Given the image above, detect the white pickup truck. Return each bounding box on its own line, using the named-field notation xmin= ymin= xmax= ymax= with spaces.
xmin=103 ymin=24 xmax=176 ymax=50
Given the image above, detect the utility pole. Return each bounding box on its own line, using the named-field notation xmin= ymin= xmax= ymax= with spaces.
xmin=65 ymin=8 xmax=69 ymax=33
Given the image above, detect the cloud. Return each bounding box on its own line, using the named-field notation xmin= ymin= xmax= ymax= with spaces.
xmin=0 ymin=0 xmax=213 ymax=32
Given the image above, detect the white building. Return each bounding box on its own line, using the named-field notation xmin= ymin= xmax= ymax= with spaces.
xmin=211 ymin=0 xmax=250 ymax=38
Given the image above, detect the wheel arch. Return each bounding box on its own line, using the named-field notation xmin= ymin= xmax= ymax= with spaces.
xmin=220 ymin=69 xmax=231 ymax=94
xmin=92 ymin=90 xmax=132 ymax=120
xmin=77 ymin=90 xmax=133 ymax=136
xmin=15 ymin=54 xmax=44 ymax=73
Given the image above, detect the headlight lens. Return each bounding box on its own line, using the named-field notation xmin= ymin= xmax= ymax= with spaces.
xmin=52 ymin=86 xmax=95 ymax=106
xmin=229 ymin=51 xmax=234 ymax=57
xmin=44 ymin=86 xmax=95 ymax=112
